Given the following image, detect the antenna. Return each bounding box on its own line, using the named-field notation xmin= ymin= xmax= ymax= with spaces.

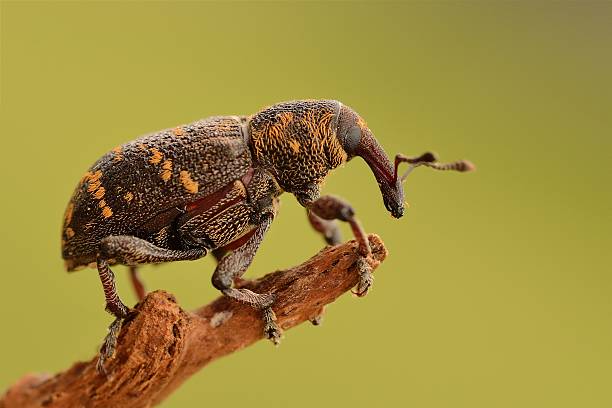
xmin=394 ymin=152 xmax=475 ymax=183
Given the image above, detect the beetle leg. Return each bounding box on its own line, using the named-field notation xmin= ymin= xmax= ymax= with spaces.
xmin=304 ymin=195 xmax=373 ymax=297
xmin=99 ymin=235 xmax=206 ymax=265
xmin=310 ymin=305 xmax=326 ymax=325
xmin=212 ymin=249 xmax=250 ymax=287
xmin=306 ymin=195 xmax=371 ymax=256
xmin=211 ymin=214 xmax=282 ymax=344
xmin=211 ymin=248 xmax=227 ymax=263
xmin=96 ymin=258 xmax=129 ymax=375
xmin=96 ymin=236 xmax=207 ymax=374
xmin=129 ymin=266 xmax=146 ymax=302
xmin=307 ymin=210 xmax=342 ymax=246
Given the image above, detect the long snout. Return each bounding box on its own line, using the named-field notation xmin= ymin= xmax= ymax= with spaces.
xmin=354 ymin=130 xmax=405 ymax=218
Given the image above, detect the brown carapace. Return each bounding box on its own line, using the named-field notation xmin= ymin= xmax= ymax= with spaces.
xmin=61 ymin=99 xmax=474 ymax=373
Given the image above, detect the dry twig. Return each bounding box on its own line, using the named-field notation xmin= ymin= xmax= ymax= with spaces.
xmin=1 ymin=235 xmax=387 ymax=408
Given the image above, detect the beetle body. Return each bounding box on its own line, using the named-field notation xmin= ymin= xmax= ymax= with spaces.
xmin=62 ymin=100 xmax=347 ymax=271
xmin=61 ymin=99 xmax=473 ymax=372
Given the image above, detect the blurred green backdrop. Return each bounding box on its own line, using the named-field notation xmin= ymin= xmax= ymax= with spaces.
xmin=1 ymin=1 xmax=611 ymax=407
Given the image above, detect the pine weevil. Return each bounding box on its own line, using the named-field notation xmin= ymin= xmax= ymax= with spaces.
xmin=61 ymin=100 xmax=474 ymax=373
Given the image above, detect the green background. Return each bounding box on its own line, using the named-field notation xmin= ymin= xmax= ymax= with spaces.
xmin=1 ymin=1 xmax=610 ymax=407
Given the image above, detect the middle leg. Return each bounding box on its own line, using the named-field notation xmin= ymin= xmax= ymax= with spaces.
xmin=211 ymin=213 xmax=282 ymax=343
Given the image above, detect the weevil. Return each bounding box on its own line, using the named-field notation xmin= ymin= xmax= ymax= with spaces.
xmin=61 ymin=100 xmax=474 ymax=372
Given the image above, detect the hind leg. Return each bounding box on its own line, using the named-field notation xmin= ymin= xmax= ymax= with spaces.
xmin=129 ymin=266 xmax=146 ymax=302
xmin=96 ymin=236 xmax=207 ymax=374
xmin=96 ymin=258 xmax=130 ymax=375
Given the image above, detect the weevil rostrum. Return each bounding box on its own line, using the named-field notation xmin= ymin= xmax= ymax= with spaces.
xmin=61 ymin=100 xmax=474 ymax=372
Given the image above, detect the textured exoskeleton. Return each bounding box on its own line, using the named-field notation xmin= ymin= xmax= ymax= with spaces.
xmin=61 ymin=100 xmax=474 ymax=373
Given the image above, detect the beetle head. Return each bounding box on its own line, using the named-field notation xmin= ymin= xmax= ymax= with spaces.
xmin=336 ymin=104 xmax=475 ymax=219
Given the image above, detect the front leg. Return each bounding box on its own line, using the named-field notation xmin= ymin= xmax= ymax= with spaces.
xmin=211 ymin=213 xmax=282 ymax=343
xmin=307 ymin=210 xmax=342 ymax=246
xmin=301 ymin=194 xmax=374 ymax=297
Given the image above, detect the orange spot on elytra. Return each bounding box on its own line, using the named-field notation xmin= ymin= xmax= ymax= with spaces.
xmin=179 ymin=170 xmax=199 ymax=194
xmin=93 ymin=186 xmax=105 ymax=199
xmin=124 ymin=192 xmax=134 ymax=202
xmin=149 ymin=148 xmax=163 ymax=165
xmin=161 ymin=159 xmax=172 ymax=182
xmin=102 ymin=205 xmax=113 ymax=218
xmin=98 ymin=199 xmax=106 ymax=208
xmin=87 ymin=181 xmax=101 ymax=193
xmin=173 ymin=127 xmax=184 ymax=137
xmin=86 ymin=170 xmax=103 ymax=193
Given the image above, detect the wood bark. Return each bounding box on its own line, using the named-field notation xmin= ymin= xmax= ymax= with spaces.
xmin=1 ymin=235 xmax=387 ymax=408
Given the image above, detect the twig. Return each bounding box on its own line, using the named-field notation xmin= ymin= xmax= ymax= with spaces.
xmin=1 ymin=235 xmax=387 ymax=408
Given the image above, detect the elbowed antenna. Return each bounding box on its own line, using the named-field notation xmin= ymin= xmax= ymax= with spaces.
xmin=394 ymin=152 xmax=475 ymax=183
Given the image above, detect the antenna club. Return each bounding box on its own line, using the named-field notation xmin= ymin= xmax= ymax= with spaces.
xmin=459 ymin=160 xmax=476 ymax=172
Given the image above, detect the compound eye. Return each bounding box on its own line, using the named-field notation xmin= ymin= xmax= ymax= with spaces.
xmin=343 ymin=125 xmax=362 ymax=154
